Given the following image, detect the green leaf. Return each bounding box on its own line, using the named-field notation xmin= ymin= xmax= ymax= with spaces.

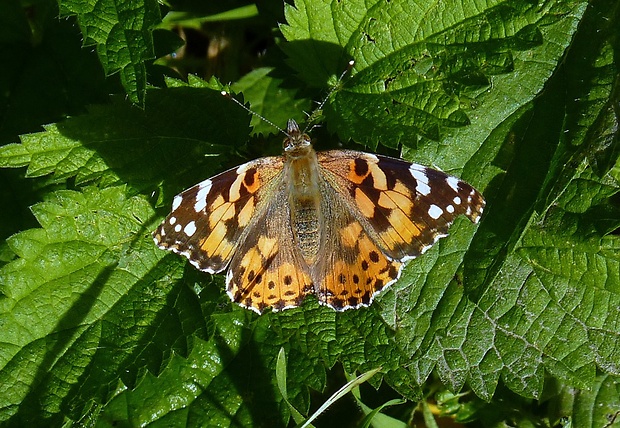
xmin=1 ymin=0 xmax=619 ymax=426
xmin=302 ymin=367 xmax=382 ymax=428
xmin=98 ymin=310 xmax=290 ymax=426
xmin=350 ymin=365 xmax=407 ymax=428
xmin=0 ymin=1 xmax=109 ymax=143
xmin=545 ymin=373 xmax=620 ymax=427
xmin=232 ymin=67 xmax=311 ymax=137
xmin=161 ymin=5 xmax=260 ymax=30
xmin=60 ymin=0 xmax=162 ymax=105
xmin=0 ymin=186 xmax=198 ymax=425
xmin=0 ymin=77 xmax=250 ymax=192
xmin=276 ymin=347 xmax=306 ymax=425
xmin=282 ymin=1 xmax=586 ymax=150
xmin=358 ymin=399 xmax=408 ymax=428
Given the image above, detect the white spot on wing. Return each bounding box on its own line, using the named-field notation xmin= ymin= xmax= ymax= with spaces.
xmin=174 ymin=224 xmax=182 ymax=233
xmin=410 ymin=164 xmax=431 ymax=196
xmin=184 ymin=221 xmax=197 ymax=237
xmin=225 ymin=269 xmax=234 ymax=289
xmin=428 ymin=204 xmax=443 ymax=219
xmin=194 ymin=179 xmax=213 ymax=213
xmin=172 ymin=195 xmax=183 ymax=211
xmin=169 ymin=216 xmax=177 ymax=225
xmin=453 ymin=196 xmax=462 ymax=205
xmin=446 ymin=205 xmax=455 ymax=213
xmin=446 ymin=176 xmax=460 ymax=192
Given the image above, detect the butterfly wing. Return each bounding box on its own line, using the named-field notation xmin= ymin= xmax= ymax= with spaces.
xmin=153 ymin=156 xmax=285 ymax=274
xmin=225 ymin=186 xmax=314 ymax=314
xmin=317 ymin=150 xmax=485 ymax=263
xmin=311 ymin=184 xmax=403 ymax=310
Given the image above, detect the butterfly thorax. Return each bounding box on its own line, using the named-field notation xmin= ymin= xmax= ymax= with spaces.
xmin=283 ymin=120 xmax=322 ymax=264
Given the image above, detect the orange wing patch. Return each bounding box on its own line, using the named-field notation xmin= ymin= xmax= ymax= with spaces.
xmin=317 ymin=218 xmax=402 ymax=310
xmin=227 ymin=192 xmax=315 ymax=313
xmin=318 ymin=150 xmax=485 ymax=262
xmin=153 ymin=157 xmax=283 ymax=274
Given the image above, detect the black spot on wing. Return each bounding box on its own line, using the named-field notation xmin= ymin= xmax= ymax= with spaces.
xmin=354 ymin=157 xmax=369 ymax=176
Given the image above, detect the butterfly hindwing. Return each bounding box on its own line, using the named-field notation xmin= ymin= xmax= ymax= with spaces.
xmin=312 ymin=182 xmax=403 ymax=310
xmin=226 ymin=186 xmax=314 ymax=313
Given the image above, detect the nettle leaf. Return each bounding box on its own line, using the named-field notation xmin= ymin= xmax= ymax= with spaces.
xmin=0 ymin=2 xmax=109 ymax=143
xmin=0 ymin=186 xmax=200 ymax=425
xmin=564 ymin=374 xmax=620 ymax=427
xmin=98 ymin=310 xmax=290 ymax=426
xmin=59 ymin=0 xmax=161 ymax=105
xmin=282 ymin=0 xmax=585 ymax=151
xmin=1 ymin=0 xmax=619 ymax=426
xmin=275 ymin=0 xmax=619 ymax=406
xmin=275 ymin=0 xmax=620 ymax=403
xmin=231 ymin=67 xmax=311 ymax=138
xmin=0 ymin=77 xmax=250 ymax=193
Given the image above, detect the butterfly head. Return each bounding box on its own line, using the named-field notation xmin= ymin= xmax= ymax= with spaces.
xmin=283 ymin=119 xmax=313 ymax=158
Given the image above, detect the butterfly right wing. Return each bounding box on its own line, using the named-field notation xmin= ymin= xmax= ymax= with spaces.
xmin=317 ymin=150 xmax=485 ymax=262
xmin=311 ymin=184 xmax=404 ymax=310
xmin=153 ymin=156 xmax=284 ymax=274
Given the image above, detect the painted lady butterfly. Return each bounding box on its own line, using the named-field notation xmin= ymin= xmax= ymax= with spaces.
xmin=153 ymin=119 xmax=485 ymax=314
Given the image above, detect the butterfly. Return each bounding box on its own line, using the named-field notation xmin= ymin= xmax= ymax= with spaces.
xmin=153 ymin=119 xmax=485 ymax=314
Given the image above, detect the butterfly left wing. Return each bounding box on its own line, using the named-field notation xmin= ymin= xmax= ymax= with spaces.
xmin=225 ymin=186 xmax=315 ymax=314
xmin=317 ymin=150 xmax=485 ymax=263
xmin=153 ymin=156 xmax=284 ymax=273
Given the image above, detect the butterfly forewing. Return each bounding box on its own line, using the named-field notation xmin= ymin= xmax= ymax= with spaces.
xmin=317 ymin=150 xmax=485 ymax=262
xmin=153 ymin=156 xmax=284 ymax=273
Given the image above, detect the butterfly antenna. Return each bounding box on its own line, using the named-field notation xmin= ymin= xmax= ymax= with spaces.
xmin=304 ymin=60 xmax=355 ymax=134
xmin=220 ymin=90 xmax=290 ymax=137
xmin=221 ymin=59 xmax=354 ymax=137
xmin=304 ymin=60 xmax=355 ymax=124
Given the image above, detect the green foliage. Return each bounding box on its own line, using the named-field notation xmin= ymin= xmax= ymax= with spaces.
xmin=1 ymin=0 xmax=619 ymax=426
xmin=60 ymin=0 xmax=163 ymax=105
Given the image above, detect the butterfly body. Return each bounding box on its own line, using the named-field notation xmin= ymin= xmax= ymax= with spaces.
xmin=283 ymin=121 xmax=322 ymax=263
xmin=154 ymin=120 xmax=485 ymax=314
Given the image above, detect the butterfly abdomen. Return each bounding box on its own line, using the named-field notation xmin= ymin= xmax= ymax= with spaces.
xmin=286 ymin=146 xmax=322 ymax=264
xmin=291 ymin=202 xmax=321 ymax=262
